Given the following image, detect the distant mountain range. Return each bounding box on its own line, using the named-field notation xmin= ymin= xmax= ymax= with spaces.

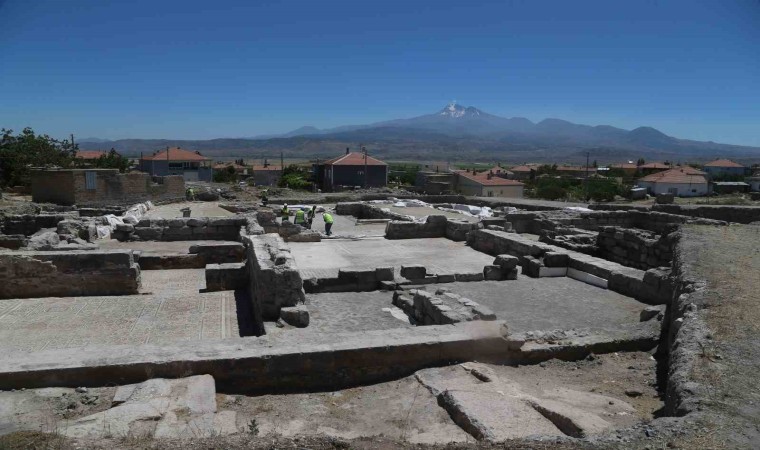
xmin=79 ymin=103 xmax=760 ymax=164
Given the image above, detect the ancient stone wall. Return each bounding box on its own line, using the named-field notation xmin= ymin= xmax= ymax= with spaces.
xmin=303 ymin=267 xmax=394 ymax=293
xmin=335 ymin=202 xmax=413 ymax=221
xmin=129 ymin=217 xmax=247 ymax=241
xmin=1 ymin=213 xmax=79 ymax=236
xmin=467 ymin=228 xmax=672 ymax=304
xmin=393 ymin=288 xmax=496 ymax=325
xmin=0 ymin=250 xmax=140 ymax=299
xmin=596 ymin=226 xmax=675 ymax=270
xmin=653 ymin=204 xmax=760 ymax=224
xmin=242 ymin=234 xmax=306 ymax=333
xmin=385 ymin=215 xmax=447 ymax=239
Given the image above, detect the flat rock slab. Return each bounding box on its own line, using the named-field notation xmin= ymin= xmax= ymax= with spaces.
xmin=63 ymin=375 xmax=241 ymax=439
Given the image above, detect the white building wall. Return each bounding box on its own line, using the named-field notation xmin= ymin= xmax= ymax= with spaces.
xmin=643 ymin=181 xmax=708 ymax=197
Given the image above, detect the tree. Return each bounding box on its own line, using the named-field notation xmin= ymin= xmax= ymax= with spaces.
xmin=0 ymin=128 xmax=77 ymax=187
xmin=89 ymin=148 xmax=132 ymax=172
xmin=213 ymin=165 xmax=237 ymax=183
xmin=637 ymin=158 xmax=646 ymax=165
xmin=278 ymin=164 xmax=311 ymax=190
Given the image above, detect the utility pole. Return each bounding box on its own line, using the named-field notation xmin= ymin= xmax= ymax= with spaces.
xmin=585 ymin=151 xmax=590 ymax=202
xmin=363 ymin=146 xmax=368 ymax=188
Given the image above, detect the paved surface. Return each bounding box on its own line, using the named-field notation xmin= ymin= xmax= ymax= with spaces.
xmin=99 ymin=239 xmax=240 ymax=255
xmin=428 ymin=278 xmax=646 ymax=334
xmin=0 ymin=269 xmax=240 ymax=355
xmin=265 ymin=291 xmax=411 ymax=337
xmin=290 ymin=237 xmax=494 ymax=279
xmin=144 ymin=201 xmax=234 ymax=218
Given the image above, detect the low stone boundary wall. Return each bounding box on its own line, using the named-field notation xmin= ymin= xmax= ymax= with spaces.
xmin=242 ymin=234 xmax=306 ymax=333
xmin=136 ymin=242 xmax=246 ymax=270
xmin=386 ymin=215 xmax=447 ymax=239
xmin=393 ymin=288 xmax=496 ymax=325
xmin=128 ymin=217 xmax=247 ymax=241
xmin=653 ymin=204 xmax=760 ymax=224
xmin=335 ymin=202 xmax=413 ymax=221
xmin=0 ymin=321 xmax=512 ymax=393
xmin=1 ymin=213 xmax=79 ymax=236
xmin=303 ymin=267 xmax=395 ymax=293
xmin=0 ymin=250 xmax=140 ymax=299
xmin=0 ymin=234 xmax=28 ymax=250
xmin=467 ymin=229 xmax=671 ymax=304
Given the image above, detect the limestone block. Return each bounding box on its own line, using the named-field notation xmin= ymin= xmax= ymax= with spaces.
xmin=436 ymin=273 xmax=456 ymax=283
xmin=167 ymin=218 xmax=186 ymax=228
xmin=543 ymin=252 xmax=569 ymax=268
xmin=483 ymin=265 xmax=503 ymax=281
xmin=187 ymin=218 xmax=208 ymax=227
xmin=504 ymin=267 xmax=518 ymax=280
xmin=401 ymin=265 xmax=426 ymax=279
xmin=493 ymin=254 xmax=519 ymax=270
xmin=640 ymin=305 xmax=665 ymax=321
xmin=27 ymin=230 xmax=60 ymax=250
xmin=375 ymin=266 xmax=395 ymax=281
xmin=280 ymin=305 xmax=310 ymax=328
xmin=471 ymin=304 xmax=497 ymax=320
xmin=134 ymin=227 xmax=162 ymax=240
xmin=455 ymin=272 xmax=484 ymax=282
xmin=521 ymin=256 xmax=542 ymax=278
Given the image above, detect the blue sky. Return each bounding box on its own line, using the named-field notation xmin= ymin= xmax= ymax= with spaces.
xmin=1 ymin=0 xmax=758 ymax=145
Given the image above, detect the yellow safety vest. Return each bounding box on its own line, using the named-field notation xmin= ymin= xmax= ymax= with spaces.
xmin=294 ymin=210 xmax=305 ymax=223
xmin=323 ymin=213 xmax=334 ymax=224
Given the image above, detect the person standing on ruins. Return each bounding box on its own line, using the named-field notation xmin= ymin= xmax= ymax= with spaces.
xmin=323 ymin=211 xmax=334 ymax=236
xmin=306 ymin=205 xmax=317 ymax=229
xmin=294 ymin=208 xmax=306 ymax=226
xmin=281 ymin=203 xmax=290 ymax=223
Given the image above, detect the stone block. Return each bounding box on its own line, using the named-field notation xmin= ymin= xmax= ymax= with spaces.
xmin=114 ymin=223 xmax=135 ymax=233
xmin=521 ymin=256 xmax=542 ymax=278
xmin=543 ymin=252 xmax=569 ymax=267
xmin=455 ymin=272 xmax=484 ymax=282
xmin=379 ymin=280 xmax=397 ymax=291
xmin=167 ymin=219 xmax=186 ymax=228
xmin=401 ymin=265 xmax=426 ymax=279
xmin=280 ymin=305 xmax=310 ymax=328
xmin=504 ymin=267 xmax=518 ymax=280
xmin=375 ymin=266 xmax=395 ymax=281
xmin=640 ymin=305 xmax=664 ymax=322
xmin=493 ymin=254 xmax=519 ymax=270
xmin=186 ymin=218 xmax=208 ymax=227
xmin=436 ymin=273 xmax=456 ymax=283
xmin=483 ymin=265 xmax=503 ymax=281
xmin=471 ymin=304 xmax=497 ymax=321
xmin=134 ymin=227 xmax=162 ymax=241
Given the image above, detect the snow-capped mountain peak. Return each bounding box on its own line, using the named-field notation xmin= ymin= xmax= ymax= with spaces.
xmin=439 ymin=102 xmax=482 ymax=118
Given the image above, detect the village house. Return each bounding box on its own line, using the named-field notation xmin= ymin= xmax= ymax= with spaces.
xmin=138 ymin=147 xmax=213 ymax=182
xmin=313 ymin=149 xmax=388 ymax=191
xmin=454 ymin=168 xmax=524 ymax=198
xmin=251 ymin=163 xmax=283 ymax=186
xmin=508 ymin=164 xmax=536 ymax=180
xmin=637 ymin=167 xmax=709 ymax=197
xmin=703 ymin=159 xmax=748 ymax=179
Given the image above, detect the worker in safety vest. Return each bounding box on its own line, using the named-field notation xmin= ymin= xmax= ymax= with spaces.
xmin=260 ymin=189 xmax=268 ymax=206
xmin=323 ymin=212 xmax=334 ymax=236
xmin=294 ymin=208 xmax=306 ymax=226
xmin=281 ymin=203 xmax=290 ymax=222
xmin=187 ymin=188 xmax=195 ymax=201
xmin=306 ymin=205 xmax=317 ymax=229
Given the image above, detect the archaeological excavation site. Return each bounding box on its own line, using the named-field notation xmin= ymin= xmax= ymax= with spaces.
xmin=1 ymin=189 xmax=759 ymax=449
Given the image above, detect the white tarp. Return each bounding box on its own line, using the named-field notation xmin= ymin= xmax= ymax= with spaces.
xmin=565 ymin=206 xmax=593 ymax=212
xmin=451 ymin=204 xmax=494 ymax=217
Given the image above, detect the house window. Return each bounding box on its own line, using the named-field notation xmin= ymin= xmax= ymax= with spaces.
xmin=85 ymin=171 xmax=97 ymax=190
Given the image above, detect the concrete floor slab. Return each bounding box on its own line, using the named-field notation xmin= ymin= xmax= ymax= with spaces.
xmin=290 ymin=237 xmax=494 ymax=279
xmin=426 ymin=278 xmax=647 ymax=334
xmin=0 ymin=269 xmax=240 ymax=356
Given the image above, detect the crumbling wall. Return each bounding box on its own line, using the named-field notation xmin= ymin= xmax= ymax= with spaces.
xmin=0 ymin=250 xmax=140 ymax=299
xmin=242 ymin=234 xmax=306 ymax=333
xmin=129 ymin=217 xmax=247 ymax=241
xmin=386 ymin=215 xmax=447 ymax=239
xmin=1 ymin=213 xmax=79 ymax=236
xmin=335 ymin=202 xmax=413 ymax=221
xmin=303 ymin=267 xmax=394 ymax=293
xmin=467 ymin=229 xmax=671 ymax=304
xmin=596 ymin=226 xmax=675 ymax=270
xmin=393 ymin=288 xmax=496 ymax=325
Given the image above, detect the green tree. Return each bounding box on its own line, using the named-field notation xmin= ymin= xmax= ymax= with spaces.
xmin=0 ymin=128 xmax=77 ymax=187
xmin=213 ymin=165 xmax=238 ymax=183
xmin=89 ymin=148 xmax=132 ymax=172
xmin=278 ymin=164 xmax=311 ymax=190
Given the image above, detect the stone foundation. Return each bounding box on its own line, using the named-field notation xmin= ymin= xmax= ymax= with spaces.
xmin=393 ymin=288 xmax=496 ymax=325
xmin=130 ymin=217 xmax=247 ymax=241
xmin=0 ymin=250 xmax=140 ymax=299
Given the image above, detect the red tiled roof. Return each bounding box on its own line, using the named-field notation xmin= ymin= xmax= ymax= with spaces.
xmin=141 ymin=147 xmax=210 ymax=161
xmin=677 ymin=166 xmax=706 ymax=175
xmin=76 ymin=150 xmax=107 ymax=160
xmin=455 ymin=170 xmax=525 ymax=186
xmin=704 ymin=159 xmax=745 ymax=168
xmin=639 ymin=168 xmax=708 ymax=184
xmin=322 ymin=152 xmax=387 ymax=166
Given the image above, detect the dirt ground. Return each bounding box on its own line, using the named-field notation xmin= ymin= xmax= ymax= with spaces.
xmin=680 ymin=224 xmax=760 ymax=447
